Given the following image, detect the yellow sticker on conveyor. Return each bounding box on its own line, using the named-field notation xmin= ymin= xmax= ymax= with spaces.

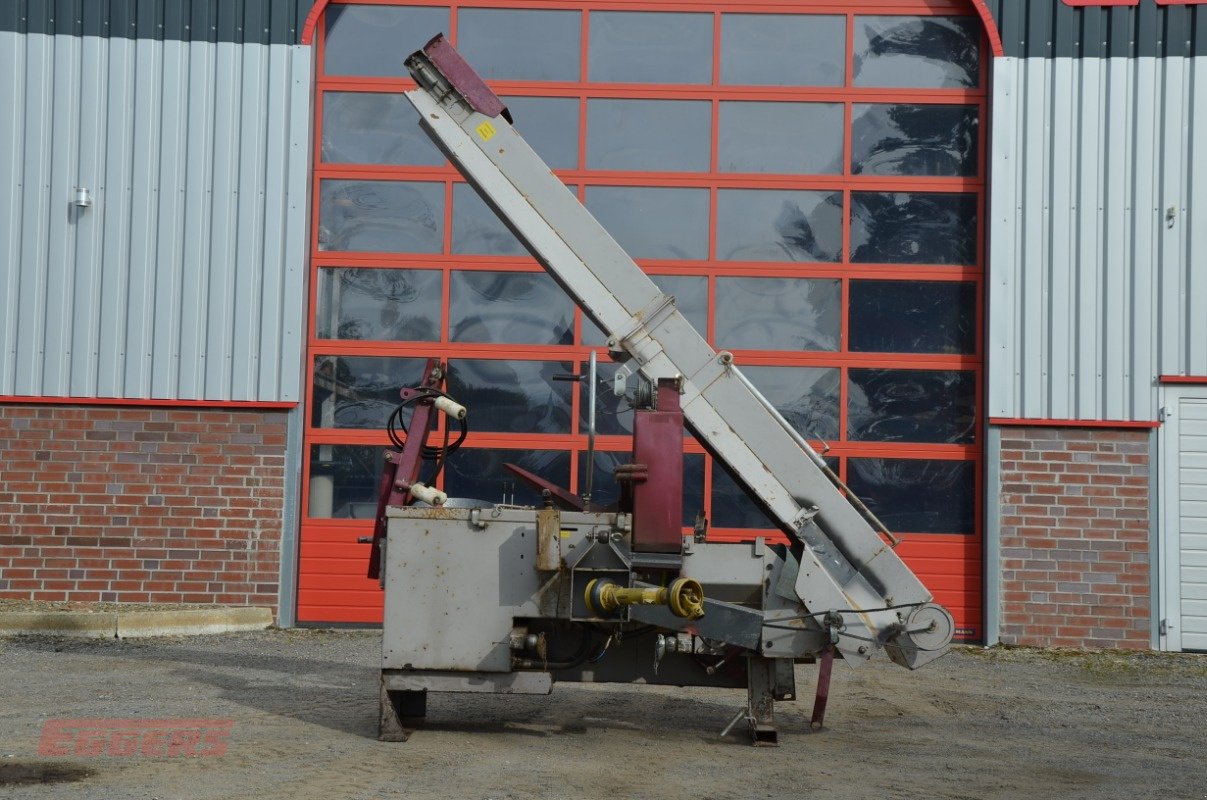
xmin=476 ymin=121 xmax=496 ymax=141
xmin=560 ymin=529 xmax=573 ymax=538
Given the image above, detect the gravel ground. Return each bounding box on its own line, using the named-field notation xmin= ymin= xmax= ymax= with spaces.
xmin=0 ymin=630 xmax=1204 ymax=800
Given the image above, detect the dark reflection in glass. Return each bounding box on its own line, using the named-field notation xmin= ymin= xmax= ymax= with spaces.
xmin=311 ymin=356 xmax=427 ymax=430
xmin=713 ymin=456 xmax=837 ymax=529
xmin=322 ymin=92 xmax=444 ymax=166
xmin=717 ymin=190 xmax=842 ymax=262
xmin=449 ymin=271 xmax=573 ymax=345
xmin=587 ymin=100 xmax=711 ymax=172
xmin=846 ymin=458 xmax=975 ymax=534
xmin=718 ymin=102 xmax=843 ymax=174
xmin=850 ymin=280 xmax=975 ymax=354
xmin=316 ymin=268 xmax=442 ymax=341
xmin=452 ymin=184 xmax=525 ymax=255
xmin=848 ymin=369 xmax=976 ymax=444
xmin=318 ymin=180 xmax=444 ymax=253
xmin=854 ymin=16 xmax=981 ymax=89
xmin=742 ymin=366 xmax=839 ymax=441
xmin=850 ymin=192 xmax=977 ymax=265
xmin=579 ymin=360 xmax=635 ymax=436
xmin=585 ymin=187 xmax=709 ymax=260
xmin=458 ymin=8 xmax=581 ymax=81
xmin=308 ymin=444 xmax=387 ymax=519
xmin=504 ymin=96 xmax=580 ymax=170
xmin=852 ymin=104 xmax=978 ymax=176
xmin=589 ymin=12 xmax=713 ymax=84
xmin=581 ymin=450 xmax=704 ymax=525
xmin=444 ymin=448 xmax=571 ymax=506
xmin=324 ymin=5 xmax=450 ymax=77
xmin=447 ymin=360 xmax=573 ymax=434
xmin=720 ymin=14 xmax=845 ymax=86
xmin=715 ymin=278 xmax=841 ymax=351
xmin=583 ymin=275 xmax=708 ymax=346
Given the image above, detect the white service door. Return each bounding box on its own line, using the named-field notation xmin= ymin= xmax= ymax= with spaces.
xmin=1161 ymin=389 xmax=1207 ymax=651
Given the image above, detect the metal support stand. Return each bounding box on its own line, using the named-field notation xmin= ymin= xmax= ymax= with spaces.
xmin=746 ymin=656 xmax=780 ymax=746
xmin=810 ymin=645 xmax=834 ymax=731
xmin=379 ymin=681 xmax=427 ymax=742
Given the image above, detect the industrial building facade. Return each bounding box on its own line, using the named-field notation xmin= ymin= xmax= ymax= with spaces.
xmin=0 ymin=0 xmax=1203 ymax=651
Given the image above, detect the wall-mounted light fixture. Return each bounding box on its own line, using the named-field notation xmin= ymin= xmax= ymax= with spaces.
xmin=72 ymin=187 xmax=93 ymax=208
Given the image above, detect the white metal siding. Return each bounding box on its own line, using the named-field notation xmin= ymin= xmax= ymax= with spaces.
xmin=0 ymin=31 xmax=310 ymax=402
xmin=989 ymin=56 xmax=1207 ymax=422
xmin=1175 ymin=396 xmax=1207 ymax=651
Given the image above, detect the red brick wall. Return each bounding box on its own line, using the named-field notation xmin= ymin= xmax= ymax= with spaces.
xmin=0 ymin=405 xmax=287 ymax=612
xmin=998 ymin=427 xmax=1151 ymax=649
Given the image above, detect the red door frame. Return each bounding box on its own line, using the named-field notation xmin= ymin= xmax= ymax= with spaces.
xmin=297 ymin=0 xmax=992 ymax=637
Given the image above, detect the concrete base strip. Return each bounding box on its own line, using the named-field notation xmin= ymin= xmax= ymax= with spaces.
xmin=0 ymin=607 xmax=273 ymax=638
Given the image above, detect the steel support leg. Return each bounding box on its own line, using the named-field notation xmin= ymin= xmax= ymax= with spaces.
xmin=746 ymin=656 xmax=779 ymax=746
xmin=379 ymin=680 xmax=427 ymax=742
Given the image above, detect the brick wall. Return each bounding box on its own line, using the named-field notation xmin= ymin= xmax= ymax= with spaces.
xmin=998 ymin=427 xmax=1151 ymax=649
xmin=0 ymin=405 xmax=287 ymax=612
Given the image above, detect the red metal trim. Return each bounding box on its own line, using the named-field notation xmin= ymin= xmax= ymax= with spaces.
xmin=967 ymin=0 xmax=1004 ymax=57
xmin=1160 ymin=375 xmax=1207 ymax=385
xmin=0 ymin=395 xmax=297 ymax=409
xmin=989 ymin=417 xmax=1160 ymax=430
xmin=300 ymin=0 xmax=331 ymax=45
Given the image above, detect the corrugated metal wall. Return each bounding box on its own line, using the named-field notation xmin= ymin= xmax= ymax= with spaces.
xmin=0 ymin=30 xmax=311 ymax=402
xmin=983 ymin=0 xmax=1205 ymax=59
xmin=989 ymin=55 xmax=1207 ymax=422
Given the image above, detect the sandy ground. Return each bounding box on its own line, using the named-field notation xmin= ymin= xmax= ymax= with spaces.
xmin=0 ymin=630 xmax=1204 ymax=800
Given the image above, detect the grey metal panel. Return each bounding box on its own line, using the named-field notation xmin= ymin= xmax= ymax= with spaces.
xmin=989 ymin=56 xmax=1207 ymax=422
xmin=0 ymin=31 xmax=310 ymax=402
xmin=3 ymin=1 xmax=311 ymax=45
xmin=986 ymin=0 xmax=1204 ymax=58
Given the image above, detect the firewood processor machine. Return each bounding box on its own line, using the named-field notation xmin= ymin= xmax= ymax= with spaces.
xmin=363 ymin=35 xmax=956 ymax=745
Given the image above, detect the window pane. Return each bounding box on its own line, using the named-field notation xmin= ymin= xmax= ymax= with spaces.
xmin=848 ymin=369 xmax=976 ymax=444
xmin=846 ymin=458 xmax=975 ymax=534
xmin=457 ymin=8 xmax=581 ymax=81
xmin=321 ymin=92 xmax=444 ymax=166
xmin=447 ymin=360 xmax=573 ymax=434
xmin=311 ymin=356 xmax=428 ymax=430
xmin=504 ymin=96 xmax=579 ymax=170
xmin=712 ymin=456 xmax=837 ymax=529
xmin=316 ymin=268 xmax=442 ymax=341
xmin=589 ymin=11 xmax=713 ymax=84
xmin=742 ymin=366 xmax=839 ymax=442
xmin=715 ymin=278 xmax=840 ymax=351
xmin=583 ymin=275 xmax=708 ymax=346
xmin=850 ymin=280 xmax=976 ymax=354
xmin=721 ymin=14 xmax=845 ymax=86
xmin=444 ymin=448 xmax=571 ymax=506
xmin=853 ymin=16 xmax=981 ymax=89
xmin=452 ymin=184 xmax=525 ymax=255
xmin=718 ymin=102 xmax=842 ymax=175
xmin=579 ymin=360 xmax=626 ymax=435
xmin=318 ymin=180 xmax=444 ymax=254
xmin=324 ymin=5 xmax=450 ymax=77
xmin=717 ymin=190 xmax=842 ymax=262
xmin=850 ymin=192 xmax=977 ymax=266
xmin=449 ymin=271 xmax=573 ymax=345
xmin=581 ymin=450 xmax=704 ymax=526
xmin=585 ymin=187 xmax=709 ymax=260
xmin=852 ymin=104 xmax=978 ymax=177
xmin=308 ymin=444 xmax=386 ymax=519
xmin=587 ymin=100 xmax=711 ymax=172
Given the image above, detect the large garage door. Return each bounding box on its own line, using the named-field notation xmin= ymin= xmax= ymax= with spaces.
xmin=298 ymin=0 xmax=989 ymax=637
xmin=1160 ymin=388 xmax=1207 ymax=652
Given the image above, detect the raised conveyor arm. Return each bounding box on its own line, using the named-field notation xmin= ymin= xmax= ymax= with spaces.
xmin=402 ymin=36 xmax=954 ymax=668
